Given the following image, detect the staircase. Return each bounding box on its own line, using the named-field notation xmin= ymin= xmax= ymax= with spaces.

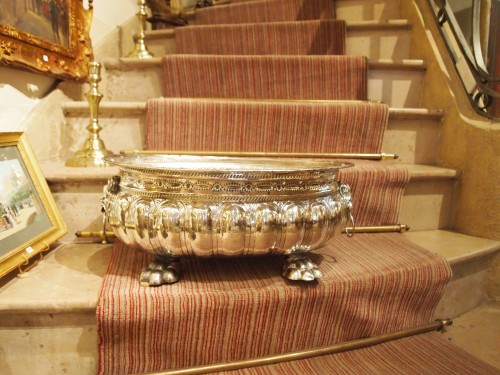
xmin=1 ymin=0 xmax=499 ymax=374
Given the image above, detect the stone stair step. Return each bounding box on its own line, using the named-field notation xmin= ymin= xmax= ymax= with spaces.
xmin=346 ymin=20 xmax=412 ymax=59
xmin=401 ymin=164 xmax=458 ymax=232
xmin=143 ymin=19 xmax=412 ymax=60
xmin=187 ymin=0 xmax=402 ymax=22
xmin=41 ymin=161 xmax=457 ymax=242
xmin=62 ymin=102 xmax=442 ymax=165
xmin=403 ymin=230 xmax=500 ymax=319
xmin=1 ymin=230 xmax=497 ymax=374
xmin=336 ymin=0 xmax=401 ymax=21
xmin=61 ymin=101 xmax=146 ymax=159
xmin=4 ymin=0 xmax=494 ymax=372
xmin=192 ymin=0 xmax=337 ymax=25
xmin=384 ymin=107 xmax=443 ymax=164
xmin=368 ymin=59 xmax=426 ymax=107
xmin=101 ymin=57 xmax=426 ymax=107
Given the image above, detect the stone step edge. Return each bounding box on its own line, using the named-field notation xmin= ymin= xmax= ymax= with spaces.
xmin=403 ymin=230 xmax=500 ymax=266
xmin=184 ymin=0 xmax=398 ymax=18
xmin=102 ymin=57 xmax=427 ymax=71
xmin=186 ymin=0 xmax=400 ymax=20
xmin=40 ymin=161 xmax=459 ymax=183
xmin=0 ymin=230 xmax=497 ymax=314
xmin=186 ymin=0 xmax=230 ymax=18
xmin=143 ymin=19 xmax=412 ymax=41
xmin=63 ymin=101 xmax=444 ymax=120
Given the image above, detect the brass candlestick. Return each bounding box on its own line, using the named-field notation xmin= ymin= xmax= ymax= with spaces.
xmin=128 ymin=0 xmax=154 ymax=59
xmin=66 ymin=62 xmax=113 ymax=167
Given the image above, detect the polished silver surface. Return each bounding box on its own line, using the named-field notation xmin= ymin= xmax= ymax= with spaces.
xmin=102 ymin=154 xmax=354 ymax=285
xmin=105 ymin=153 xmax=353 ymax=172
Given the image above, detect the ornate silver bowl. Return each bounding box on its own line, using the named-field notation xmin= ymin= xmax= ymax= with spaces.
xmin=102 ymin=154 xmax=354 ymax=286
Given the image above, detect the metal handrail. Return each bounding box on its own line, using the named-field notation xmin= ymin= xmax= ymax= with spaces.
xmin=428 ymin=0 xmax=500 ymax=120
xmin=472 ymin=1 xmax=500 ymax=81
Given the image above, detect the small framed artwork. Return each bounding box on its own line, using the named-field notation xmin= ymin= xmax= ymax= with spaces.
xmin=0 ymin=132 xmax=67 ymax=279
xmin=0 ymin=0 xmax=93 ymax=81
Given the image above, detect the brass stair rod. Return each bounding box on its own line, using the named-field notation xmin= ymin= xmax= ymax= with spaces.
xmin=75 ymin=224 xmax=410 ymax=242
xmin=121 ymin=150 xmax=399 ymax=161
xmin=75 ymin=231 xmax=115 ymax=244
xmin=137 ymin=319 xmax=452 ymax=375
xmin=342 ymin=224 xmax=410 ymax=234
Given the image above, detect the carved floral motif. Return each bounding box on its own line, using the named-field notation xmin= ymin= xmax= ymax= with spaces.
xmin=0 ymin=41 xmax=16 ymax=57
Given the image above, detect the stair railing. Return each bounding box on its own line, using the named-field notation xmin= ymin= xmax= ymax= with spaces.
xmin=427 ymin=0 xmax=500 ymax=120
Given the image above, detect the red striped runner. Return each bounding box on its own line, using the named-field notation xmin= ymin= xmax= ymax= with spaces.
xmin=146 ymin=99 xmax=382 ymax=153
xmin=97 ymin=233 xmax=451 ymax=374
xmin=339 ymin=161 xmax=410 ymax=226
xmin=195 ymin=0 xmax=336 ymax=25
xmin=161 ymin=55 xmax=368 ymax=100
xmin=175 ymin=20 xmax=346 ymax=56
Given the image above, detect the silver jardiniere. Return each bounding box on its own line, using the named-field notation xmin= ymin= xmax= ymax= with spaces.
xmin=102 ymin=154 xmax=354 ymax=286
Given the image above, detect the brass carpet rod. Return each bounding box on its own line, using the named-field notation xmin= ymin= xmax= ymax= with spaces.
xmin=75 ymin=224 xmax=409 ymax=243
xmin=342 ymin=224 xmax=410 ymax=234
xmin=121 ymin=150 xmax=398 ymax=161
xmin=75 ymin=231 xmax=114 ymax=244
xmin=137 ymin=319 xmax=452 ymax=375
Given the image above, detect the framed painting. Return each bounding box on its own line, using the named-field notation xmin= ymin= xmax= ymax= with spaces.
xmin=0 ymin=0 xmax=93 ymax=81
xmin=0 ymin=133 xmax=67 ymax=279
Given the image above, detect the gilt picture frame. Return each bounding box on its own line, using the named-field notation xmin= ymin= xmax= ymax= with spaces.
xmin=0 ymin=133 xmax=67 ymax=279
xmin=0 ymin=0 xmax=93 ymax=81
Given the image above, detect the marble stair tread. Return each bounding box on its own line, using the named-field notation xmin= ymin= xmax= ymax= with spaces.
xmin=388 ymin=107 xmax=444 ymax=120
xmin=188 ymin=0 xmax=402 ymax=22
xmin=61 ymin=103 xmax=444 ymax=166
xmin=40 ymin=160 xmax=457 ymax=183
xmin=335 ymin=0 xmax=401 ymax=21
xmin=62 ymin=101 xmax=147 ymax=115
xmin=403 ymin=230 xmax=500 ymax=265
xmin=0 ymin=243 xmax=112 ymax=314
xmin=101 ymin=57 xmax=426 ymax=106
xmin=144 ymin=19 xmax=412 ymax=39
xmin=405 ymin=164 xmax=459 ymax=180
xmin=40 ymin=161 xmax=119 ymax=182
xmin=102 ymin=56 xmax=426 ymax=71
xmin=0 ymin=230 xmax=497 ymax=314
xmin=143 ymin=19 xmax=412 ymax=59
xmin=347 ymin=19 xmax=411 ymax=30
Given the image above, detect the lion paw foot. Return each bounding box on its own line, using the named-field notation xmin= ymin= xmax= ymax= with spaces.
xmin=283 ymin=254 xmax=323 ymax=281
xmin=140 ymin=257 xmax=181 ymax=286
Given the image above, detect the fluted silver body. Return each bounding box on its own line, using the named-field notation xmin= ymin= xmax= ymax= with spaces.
xmin=102 ymin=154 xmax=353 ymax=258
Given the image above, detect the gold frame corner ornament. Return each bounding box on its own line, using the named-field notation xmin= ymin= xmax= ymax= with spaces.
xmin=0 ymin=133 xmax=67 ymax=279
xmin=0 ymin=0 xmax=94 ymax=81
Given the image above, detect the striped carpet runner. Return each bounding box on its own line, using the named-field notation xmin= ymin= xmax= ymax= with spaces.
xmin=95 ymin=0 xmax=492 ymax=373
xmin=175 ymin=19 xmax=346 ymax=55
xmin=97 ymin=234 xmax=452 ymax=375
xmin=338 ymin=162 xmax=410 ymax=226
xmin=195 ymin=0 xmax=336 ymax=25
xmin=162 ymin=55 xmax=368 ymax=100
xmin=146 ymin=99 xmax=387 ymax=154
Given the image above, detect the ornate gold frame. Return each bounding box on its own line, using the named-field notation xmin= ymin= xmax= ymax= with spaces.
xmin=0 ymin=133 xmax=67 ymax=279
xmin=0 ymin=0 xmax=93 ymax=81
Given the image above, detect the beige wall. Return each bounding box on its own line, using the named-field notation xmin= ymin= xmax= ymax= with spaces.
xmin=401 ymin=0 xmax=500 ymax=240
